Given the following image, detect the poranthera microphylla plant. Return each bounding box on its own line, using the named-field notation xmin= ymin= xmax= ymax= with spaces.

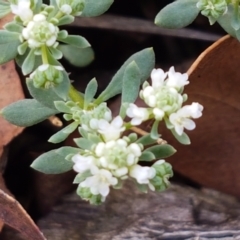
xmin=5 ymin=0 xmax=236 ymax=205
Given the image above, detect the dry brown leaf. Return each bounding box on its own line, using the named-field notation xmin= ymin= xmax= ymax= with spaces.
xmin=161 ymin=35 xmax=240 ymax=198
xmin=0 ymin=13 xmax=25 ymax=232
xmin=0 ymin=189 xmax=46 ymax=240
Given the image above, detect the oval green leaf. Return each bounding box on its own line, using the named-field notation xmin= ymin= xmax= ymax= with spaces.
xmin=155 ymin=0 xmax=200 ymax=29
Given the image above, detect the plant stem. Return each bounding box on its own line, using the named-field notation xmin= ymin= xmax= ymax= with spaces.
xmin=68 ymin=84 xmax=84 ymax=108
xmin=131 ymin=126 xmax=167 ymax=145
xmin=41 ymin=45 xmax=49 ymax=64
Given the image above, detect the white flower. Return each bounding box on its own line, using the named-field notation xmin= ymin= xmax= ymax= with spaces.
xmin=140 ymin=68 xmax=184 ymax=119
xmin=130 ymin=164 xmax=156 ymax=190
xmin=95 ymin=139 xmax=142 ymax=177
xmin=72 ymin=154 xmax=97 ymax=173
xmin=126 ymin=103 xmax=149 ymax=125
xmin=60 ymin=4 xmax=72 ymax=14
xmin=169 ymin=102 xmax=203 ymax=135
xmin=80 ymin=168 xmax=118 ymax=197
xmin=151 ymin=68 xmax=167 ymax=88
xmin=81 ymin=103 xmax=112 ymax=132
xmin=184 ymin=102 xmax=204 ymax=118
xmin=10 ymin=0 xmax=33 ymax=24
xmin=97 ymin=116 xmax=125 ymax=142
xmin=166 ymin=66 xmax=189 ymax=90
xmin=22 ymin=14 xmax=59 ymax=48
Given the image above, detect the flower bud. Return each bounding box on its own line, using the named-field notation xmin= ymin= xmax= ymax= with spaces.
xmin=30 ymin=64 xmax=64 ymax=88
xmin=196 ymin=0 xmax=228 ymax=25
xmin=77 ymin=186 xmax=104 ymax=205
xmin=150 ymin=160 xmax=173 ymax=191
xmin=57 ymin=0 xmax=85 ymax=16
xmin=22 ymin=14 xmax=59 ymax=48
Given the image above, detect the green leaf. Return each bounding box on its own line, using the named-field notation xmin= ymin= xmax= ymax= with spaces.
xmin=56 ymin=146 xmax=80 ymax=158
xmin=57 ymin=15 xmax=75 ymax=26
xmin=139 ymin=151 xmax=155 ymax=161
xmin=121 ymin=61 xmax=141 ymax=104
xmin=31 ymin=149 xmax=74 ymax=174
xmin=0 ymin=30 xmax=21 ymax=64
xmin=26 ymin=78 xmax=63 ymax=109
xmin=155 ymin=0 xmax=199 ymax=29
xmin=217 ymin=5 xmax=237 ymax=38
xmin=0 ymin=1 xmax=10 ymax=19
xmin=58 ymin=35 xmax=90 ymax=48
xmin=1 ymin=99 xmax=59 ymax=127
xmin=54 ymin=101 xmax=72 ymax=113
xmin=17 ymin=42 xmax=28 ymax=55
xmin=82 ymin=0 xmax=114 ymax=17
xmin=73 ymin=171 xmax=92 ymax=184
xmin=171 ymin=129 xmax=191 ymax=145
xmin=150 ymin=120 xmax=160 ymax=140
xmin=4 ymin=22 xmax=23 ymax=33
xmin=59 ymin=45 xmax=94 ymax=67
xmin=48 ymin=121 xmax=79 ymax=143
xmin=74 ymin=137 xmax=94 ymax=150
xmin=144 ymin=144 xmax=176 ymax=159
xmin=95 ymin=48 xmax=155 ymax=104
xmin=22 ymin=49 xmax=35 ymax=75
xmin=46 ymin=46 xmax=61 ymax=66
xmin=136 ymin=134 xmax=158 ymax=146
xmin=84 ymin=78 xmax=98 ymax=109
xmin=52 ymin=71 xmax=70 ymax=100
xmin=49 ymin=46 xmax=63 ymax=59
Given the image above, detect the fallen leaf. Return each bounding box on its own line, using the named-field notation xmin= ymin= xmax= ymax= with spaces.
xmin=0 ymin=13 xmax=25 ymax=232
xmin=0 ymin=189 xmax=46 ymax=240
xmin=163 ymin=35 xmax=240 ymax=198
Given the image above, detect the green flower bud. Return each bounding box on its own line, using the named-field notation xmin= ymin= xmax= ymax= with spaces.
xmin=196 ymin=0 xmax=228 ymax=25
xmin=77 ymin=186 xmax=104 ymax=205
xmin=30 ymin=64 xmax=64 ymax=88
xmin=150 ymin=160 xmax=173 ymax=191
xmin=57 ymin=0 xmax=85 ymax=16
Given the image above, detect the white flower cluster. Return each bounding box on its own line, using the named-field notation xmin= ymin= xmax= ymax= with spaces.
xmin=10 ymin=0 xmax=33 ymax=24
xmin=126 ymin=67 xmax=203 ymax=136
xmin=72 ymin=110 xmax=169 ymax=203
xmin=22 ymin=14 xmax=59 ymax=48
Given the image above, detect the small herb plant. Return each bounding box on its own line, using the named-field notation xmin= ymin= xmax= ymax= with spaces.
xmin=0 ymin=0 xmax=206 ymax=205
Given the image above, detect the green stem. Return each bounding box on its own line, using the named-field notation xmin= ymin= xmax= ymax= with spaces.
xmin=55 ymin=11 xmax=64 ymax=19
xmin=41 ymin=45 xmax=49 ymax=64
xmin=68 ymin=84 xmax=84 ymax=108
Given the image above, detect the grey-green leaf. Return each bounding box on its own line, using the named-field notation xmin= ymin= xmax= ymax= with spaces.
xmin=144 ymin=144 xmax=176 ymax=159
xmin=121 ymin=61 xmax=141 ymax=104
xmin=26 ymin=78 xmax=63 ymax=109
xmin=4 ymin=22 xmax=23 ymax=33
xmin=155 ymin=0 xmax=200 ymax=29
xmin=55 ymin=146 xmax=80 ymax=158
xmin=31 ymin=149 xmax=74 ymax=174
xmin=22 ymin=49 xmax=35 ymax=75
xmin=0 ymin=30 xmax=20 ymax=64
xmin=1 ymin=99 xmax=59 ymax=127
xmin=171 ymin=129 xmax=191 ymax=145
xmin=58 ymin=35 xmax=90 ymax=48
xmin=95 ymin=48 xmax=155 ymax=104
xmin=59 ymin=45 xmax=94 ymax=67
xmin=0 ymin=1 xmax=10 ymax=19
xmin=84 ymin=78 xmax=98 ymax=109
xmin=48 ymin=121 xmax=79 ymax=143
xmin=74 ymin=137 xmax=94 ymax=150
xmin=53 ymin=71 xmax=70 ymax=100
xmin=136 ymin=134 xmax=158 ymax=146
xmin=139 ymin=151 xmax=155 ymax=161
xmin=57 ymin=15 xmax=75 ymax=26
xmin=81 ymin=0 xmax=114 ymax=17
xmin=217 ymin=5 xmax=237 ymax=38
